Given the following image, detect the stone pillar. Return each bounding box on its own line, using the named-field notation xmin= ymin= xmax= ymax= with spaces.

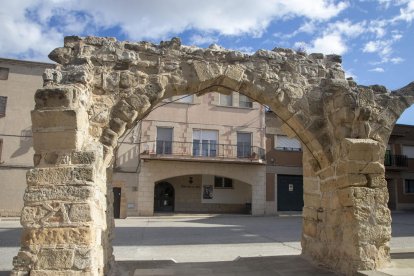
xmin=11 ymin=85 xmax=112 ymax=275
xmin=137 ymin=163 xmax=155 ymax=216
xmin=302 ymin=139 xmax=391 ymax=275
xmin=251 ymin=174 xmax=266 ymax=216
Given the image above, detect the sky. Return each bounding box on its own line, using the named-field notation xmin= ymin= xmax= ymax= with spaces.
xmin=0 ymin=0 xmax=413 ymax=125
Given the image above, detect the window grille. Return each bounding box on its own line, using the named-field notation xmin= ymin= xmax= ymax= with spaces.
xmin=0 ymin=96 xmax=7 ymax=117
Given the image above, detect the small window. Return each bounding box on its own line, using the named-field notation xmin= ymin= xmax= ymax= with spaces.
xmin=402 ymin=145 xmax=414 ymax=158
xmin=239 ymin=94 xmax=253 ymax=108
xmin=275 ymin=135 xmax=301 ymax=151
xmin=405 ymin=179 xmax=414 ymax=194
xmin=0 ymin=96 xmax=7 ymax=117
xmin=156 ymin=127 xmax=173 ymax=154
xmin=219 ymin=93 xmax=232 ymax=106
xmin=214 ymin=176 xmax=233 ymax=188
xmin=168 ymin=95 xmax=193 ymax=104
xmin=193 ymin=129 xmax=218 ymax=157
xmin=0 ymin=67 xmax=9 ymax=80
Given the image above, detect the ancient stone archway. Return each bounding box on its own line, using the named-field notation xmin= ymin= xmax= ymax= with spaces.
xmin=11 ymin=36 xmax=414 ymax=275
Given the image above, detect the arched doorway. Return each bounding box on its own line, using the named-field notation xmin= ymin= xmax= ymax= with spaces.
xmin=154 ymin=182 xmax=175 ymax=212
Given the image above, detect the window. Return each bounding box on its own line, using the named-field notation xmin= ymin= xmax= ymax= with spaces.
xmin=0 ymin=96 xmax=7 ymax=117
xmin=0 ymin=67 xmax=9 ymax=80
xmin=239 ymin=94 xmax=253 ymax=108
xmin=193 ymin=129 xmax=218 ymax=157
xmin=275 ymin=135 xmax=301 ymax=151
xmin=168 ymin=95 xmax=193 ymax=104
xmin=405 ymin=179 xmax=414 ymax=194
xmin=384 ymin=145 xmax=392 ymax=166
xmin=214 ymin=176 xmax=233 ymax=188
xmin=402 ymin=145 xmax=414 ymax=158
xmin=237 ymin=132 xmax=252 ymax=158
xmin=219 ymin=93 xmax=232 ymax=106
xmin=156 ymin=127 xmax=173 ymax=154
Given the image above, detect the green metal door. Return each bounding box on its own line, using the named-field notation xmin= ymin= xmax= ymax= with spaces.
xmin=277 ymin=175 xmax=304 ymax=211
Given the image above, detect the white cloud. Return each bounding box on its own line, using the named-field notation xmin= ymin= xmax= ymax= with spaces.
xmin=369 ymin=67 xmax=385 ymax=72
xmin=0 ymin=1 xmax=63 ymax=61
xmin=230 ymin=46 xmax=255 ymax=55
xmin=393 ymin=0 xmax=414 ymax=22
xmin=189 ymin=34 xmax=218 ymax=46
xmin=0 ymin=0 xmax=350 ymax=60
xmin=362 ymin=32 xmax=403 ymax=63
xmin=325 ymin=20 xmax=366 ymax=38
xmin=389 ymin=57 xmax=404 ymax=64
xmin=307 ymin=33 xmax=348 ymax=55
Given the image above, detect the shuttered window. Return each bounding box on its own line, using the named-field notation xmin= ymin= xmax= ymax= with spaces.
xmin=219 ymin=93 xmax=232 ymax=106
xmin=402 ymin=145 xmax=414 ymax=158
xmin=239 ymin=94 xmax=253 ymax=108
xmin=0 ymin=96 xmax=7 ymax=117
xmin=275 ymin=135 xmax=301 ymax=151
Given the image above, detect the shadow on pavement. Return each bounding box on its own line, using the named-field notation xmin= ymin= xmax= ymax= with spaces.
xmin=115 ymin=255 xmax=336 ymax=276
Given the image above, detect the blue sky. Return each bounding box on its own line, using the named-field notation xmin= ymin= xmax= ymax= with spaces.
xmin=0 ymin=0 xmax=413 ymax=124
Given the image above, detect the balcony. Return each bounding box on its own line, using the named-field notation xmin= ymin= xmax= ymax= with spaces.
xmin=140 ymin=140 xmax=266 ymax=164
xmin=384 ymin=154 xmax=408 ymax=169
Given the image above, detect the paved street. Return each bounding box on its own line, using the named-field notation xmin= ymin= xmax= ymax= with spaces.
xmin=1 ymin=212 xmax=413 ymax=275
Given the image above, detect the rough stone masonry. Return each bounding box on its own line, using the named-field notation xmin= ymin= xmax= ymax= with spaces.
xmin=10 ymin=36 xmax=414 ymax=276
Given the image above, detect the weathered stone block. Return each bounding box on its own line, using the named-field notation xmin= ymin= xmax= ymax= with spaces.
xmin=334 ymin=174 xmax=368 ymax=189
xmin=27 ymin=167 xmax=94 ymax=185
xmin=193 ymin=61 xmax=215 ymax=82
xmin=303 ymin=193 xmax=322 ymax=208
xmin=341 ymin=138 xmax=381 ymax=162
xmin=303 ymin=220 xmax=317 ymax=237
xmin=73 ymin=248 xmax=92 ymax=270
xmin=71 ymin=152 xmax=96 ymax=165
xmin=36 ymin=249 xmax=74 ymax=270
xmin=22 ymin=227 xmax=93 ymax=247
xmin=112 ymin=100 xmax=138 ymax=124
xmin=68 ymin=204 xmax=92 ymax=222
xmin=24 ymin=186 xmax=93 ymax=203
xmin=303 ymin=207 xmax=318 ymax=221
xmin=367 ymin=174 xmax=387 ymax=188
xmin=100 ymin=128 xmax=118 ymax=147
xmin=337 ymin=160 xmax=384 ymax=175
xmin=32 ymin=130 xmax=85 ymax=152
xmin=32 ymin=109 xmax=88 ymax=132
xmin=109 ymin=117 xmax=127 ymax=136
xmin=125 ymin=94 xmax=151 ymax=114
xmin=35 ymin=86 xmax=81 ymax=109
xmin=220 ymin=65 xmax=244 ymax=88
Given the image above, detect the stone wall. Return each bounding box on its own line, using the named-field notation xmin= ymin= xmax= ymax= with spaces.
xmin=11 ymin=36 xmax=414 ymax=275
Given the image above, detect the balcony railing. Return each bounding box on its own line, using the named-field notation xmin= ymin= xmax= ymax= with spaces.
xmin=141 ymin=140 xmax=266 ymax=161
xmin=384 ymin=154 xmax=408 ymax=167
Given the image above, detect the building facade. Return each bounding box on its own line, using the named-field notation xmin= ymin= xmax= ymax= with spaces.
xmin=0 ymin=58 xmax=54 ymax=216
xmin=112 ymin=92 xmax=268 ymax=217
xmin=385 ymin=124 xmax=414 ymax=211
xmin=265 ymin=112 xmax=414 ymax=212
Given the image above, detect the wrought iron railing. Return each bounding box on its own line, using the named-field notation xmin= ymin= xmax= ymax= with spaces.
xmin=384 ymin=154 xmax=408 ymax=167
xmin=141 ymin=140 xmax=266 ymax=161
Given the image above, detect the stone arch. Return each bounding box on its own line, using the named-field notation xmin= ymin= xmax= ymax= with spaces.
xmin=12 ymin=36 xmax=413 ymax=275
